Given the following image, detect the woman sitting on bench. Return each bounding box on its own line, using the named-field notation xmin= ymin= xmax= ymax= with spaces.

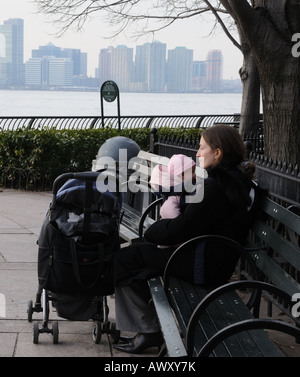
xmin=113 ymin=124 xmax=266 ymax=354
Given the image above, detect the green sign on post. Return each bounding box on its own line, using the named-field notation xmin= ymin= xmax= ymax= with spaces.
xmin=100 ymin=80 xmax=121 ymax=130
xmin=102 ymin=81 xmax=118 ymax=103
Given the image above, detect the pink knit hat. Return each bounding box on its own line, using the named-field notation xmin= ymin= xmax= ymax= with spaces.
xmin=149 ymin=164 xmax=170 ymax=190
xmin=168 ymin=154 xmax=196 ymax=177
xmin=150 ymin=155 xmax=196 ymax=190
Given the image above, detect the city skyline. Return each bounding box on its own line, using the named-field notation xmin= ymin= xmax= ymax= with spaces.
xmin=0 ymin=0 xmax=243 ymax=80
xmin=24 ymin=40 xmax=235 ymax=93
xmin=0 ymin=18 xmax=241 ymax=93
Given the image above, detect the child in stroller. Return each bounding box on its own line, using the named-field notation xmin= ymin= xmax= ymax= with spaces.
xmin=27 ymin=137 xmax=140 ymax=345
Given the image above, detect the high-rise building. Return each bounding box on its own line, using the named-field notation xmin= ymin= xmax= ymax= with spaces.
xmin=192 ymin=61 xmax=207 ymax=92
xmin=25 ymin=58 xmax=43 ymax=86
xmin=61 ymin=48 xmax=82 ymax=76
xmin=98 ymin=48 xmax=112 ymax=84
xmin=31 ymin=42 xmax=87 ymax=78
xmin=135 ymin=41 xmax=166 ymax=92
xmin=135 ymin=43 xmax=150 ymax=90
xmin=149 ymin=41 xmax=166 ymax=92
xmin=32 ymin=42 xmax=61 ymax=58
xmin=80 ymin=52 xmax=88 ymax=76
xmin=25 ymin=56 xmax=73 ymax=86
xmin=110 ymin=45 xmax=134 ymax=91
xmin=166 ymin=47 xmax=193 ymax=92
xmin=48 ymin=58 xmax=73 ymax=86
xmin=98 ymin=45 xmax=135 ymax=90
xmin=206 ymin=50 xmax=223 ymax=92
xmin=0 ymin=18 xmax=24 ymax=85
xmin=193 ymin=60 xmax=206 ymax=77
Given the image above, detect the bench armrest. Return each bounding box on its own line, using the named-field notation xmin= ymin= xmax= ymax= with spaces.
xmin=163 ymin=234 xmax=259 ymax=290
xmin=197 ymin=318 xmax=300 ymax=357
xmin=148 ymin=277 xmax=187 ymax=357
xmin=138 ymin=197 xmax=163 ymax=238
xmin=186 ymin=280 xmax=296 ymax=356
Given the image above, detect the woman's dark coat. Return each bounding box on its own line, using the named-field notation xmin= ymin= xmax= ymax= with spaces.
xmin=115 ymin=166 xmax=265 ymax=287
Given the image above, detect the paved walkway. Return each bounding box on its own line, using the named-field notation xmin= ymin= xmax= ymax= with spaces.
xmin=0 ymin=188 xmax=299 ymax=358
xmin=0 ymin=189 xmax=157 ymax=358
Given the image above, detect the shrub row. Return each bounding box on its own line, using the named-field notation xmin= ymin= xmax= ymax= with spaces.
xmin=0 ymin=127 xmax=201 ymax=190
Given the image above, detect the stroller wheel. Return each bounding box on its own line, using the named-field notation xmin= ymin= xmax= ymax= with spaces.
xmin=110 ymin=323 xmax=121 ymax=344
xmin=33 ymin=322 xmax=39 ymax=344
xmin=52 ymin=321 xmax=59 ymax=344
xmin=92 ymin=321 xmax=102 ymax=344
xmin=27 ymin=300 xmax=33 ymax=322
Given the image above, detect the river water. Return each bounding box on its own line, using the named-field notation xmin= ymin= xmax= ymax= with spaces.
xmin=0 ymin=89 xmax=243 ymax=117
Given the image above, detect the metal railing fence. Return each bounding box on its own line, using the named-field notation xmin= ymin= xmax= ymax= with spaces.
xmin=151 ymin=131 xmax=300 ymax=207
xmin=0 ymin=114 xmax=240 ymax=131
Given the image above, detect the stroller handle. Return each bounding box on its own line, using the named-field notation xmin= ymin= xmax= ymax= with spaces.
xmin=51 ymin=170 xmax=121 ymax=206
xmin=52 ymin=172 xmax=101 ymax=196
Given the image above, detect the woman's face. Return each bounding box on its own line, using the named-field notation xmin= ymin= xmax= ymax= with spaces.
xmin=196 ymin=136 xmax=221 ymax=169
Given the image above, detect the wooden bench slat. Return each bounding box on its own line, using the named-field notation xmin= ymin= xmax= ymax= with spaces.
xmin=168 ymin=278 xmax=282 ymax=357
xmin=167 ymin=279 xmax=226 ymax=356
xmin=212 ymin=292 xmax=264 ymax=357
xmin=119 ymin=224 xmax=137 ymax=242
xmin=251 ymin=250 xmax=300 ymax=296
xmin=223 ymin=291 xmax=282 ymax=356
xmin=169 ymin=279 xmax=247 ymax=356
xmin=252 ymin=220 xmax=300 ymax=270
xmin=194 ymin=292 xmax=246 ymax=356
xmin=137 ymin=150 xmax=170 ymax=166
xmin=262 ymin=197 xmax=300 ymax=235
xmin=133 ymin=150 xmax=206 ymax=180
xmin=182 ymin=282 xmax=281 ymax=357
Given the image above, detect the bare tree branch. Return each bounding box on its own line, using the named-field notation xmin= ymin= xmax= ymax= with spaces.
xmin=203 ymin=0 xmax=242 ymax=51
xmin=34 ymin=0 xmax=234 ymax=42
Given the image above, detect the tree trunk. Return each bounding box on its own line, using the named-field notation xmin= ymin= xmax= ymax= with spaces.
xmin=238 ymin=46 xmax=261 ymax=137
xmin=220 ymin=1 xmax=261 ymax=137
xmin=259 ymin=55 xmax=300 ymax=165
xmin=223 ymin=0 xmax=300 ymax=166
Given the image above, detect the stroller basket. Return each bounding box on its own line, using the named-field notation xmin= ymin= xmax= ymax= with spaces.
xmin=28 ymin=171 xmax=121 ymax=344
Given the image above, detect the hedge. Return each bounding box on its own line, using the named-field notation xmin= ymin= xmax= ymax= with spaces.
xmin=0 ymin=126 xmax=202 ymax=189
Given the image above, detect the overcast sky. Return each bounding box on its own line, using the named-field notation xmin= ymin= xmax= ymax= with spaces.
xmin=1 ymin=0 xmax=243 ymax=79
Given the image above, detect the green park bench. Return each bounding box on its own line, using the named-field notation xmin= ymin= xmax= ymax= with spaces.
xmin=118 ymin=151 xmax=300 ymax=357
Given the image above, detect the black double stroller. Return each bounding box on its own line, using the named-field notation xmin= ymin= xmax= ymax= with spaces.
xmin=27 ymin=171 xmax=121 ymax=344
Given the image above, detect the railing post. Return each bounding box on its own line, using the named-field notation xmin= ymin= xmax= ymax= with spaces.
xmin=145 ymin=117 xmax=154 ymax=128
xmin=149 ymin=128 xmax=158 ymax=153
xmin=195 ymin=116 xmax=204 ymax=128
xmin=89 ymin=117 xmax=99 ymax=129
xmin=28 ymin=117 xmax=36 ymax=129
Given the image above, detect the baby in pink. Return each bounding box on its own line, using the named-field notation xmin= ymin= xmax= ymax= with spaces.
xmin=150 ymin=154 xmax=196 ymax=219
